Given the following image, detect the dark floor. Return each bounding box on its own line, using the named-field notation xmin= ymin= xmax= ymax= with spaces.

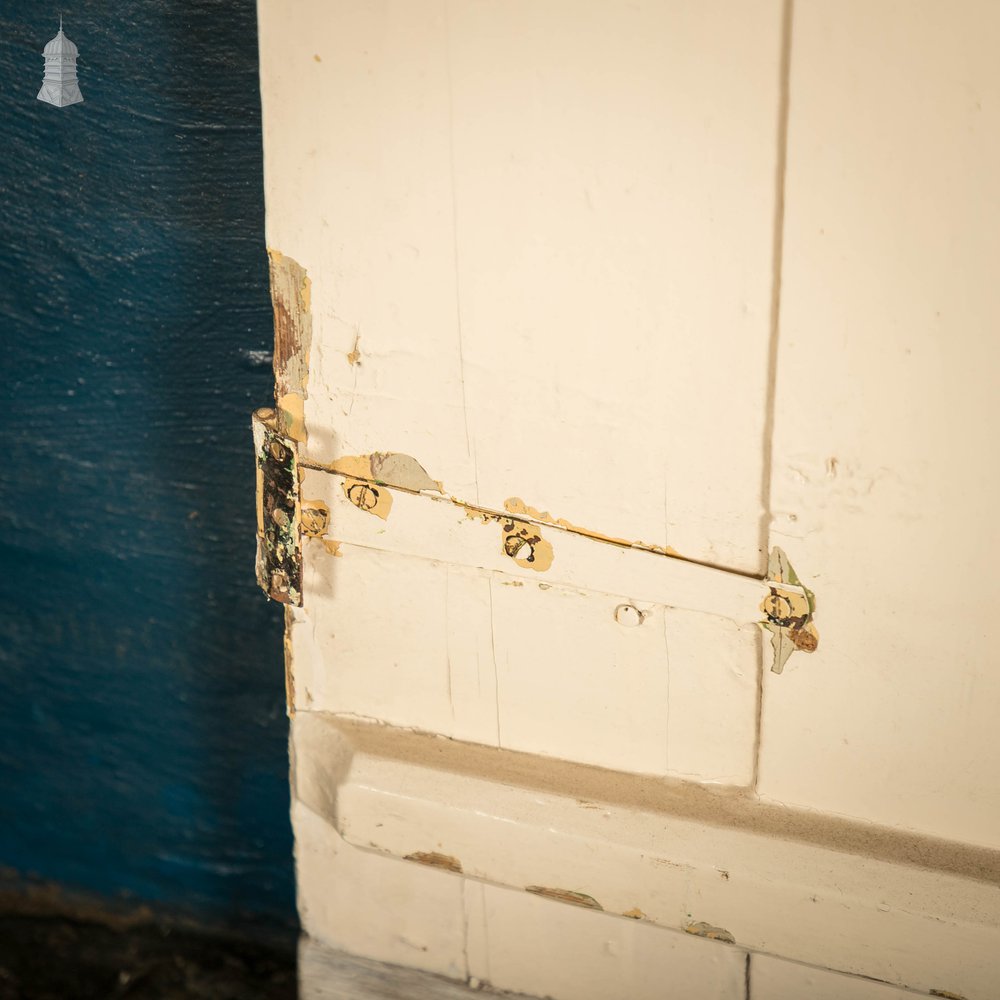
xmin=0 ymin=914 xmax=296 ymax=1000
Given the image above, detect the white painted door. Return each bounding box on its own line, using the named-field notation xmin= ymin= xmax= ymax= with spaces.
xmin=255 ymin=3 xmax=1000 ymax=999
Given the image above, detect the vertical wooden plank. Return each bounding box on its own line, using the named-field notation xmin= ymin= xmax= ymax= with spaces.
xmin=294 ymin=802 xmax=469 ymax=980
xmin=761 ymin=0 xmax=1000 ymax=848
xmin=471 ymin=882 xmax=748 ymax=1000
xmin=446 ymin=0 xmax=785 ymax=572
xmin=259 ymin=0 xmax=786 ymax=573
xmin=258 ymin=0 xmax=476 ymax=493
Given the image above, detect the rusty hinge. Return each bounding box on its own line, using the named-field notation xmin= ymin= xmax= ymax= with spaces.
xmin=253 ymin=407 xmax=302 ymax=606
xmin=759 ymin=546 xmax=819 ymax=674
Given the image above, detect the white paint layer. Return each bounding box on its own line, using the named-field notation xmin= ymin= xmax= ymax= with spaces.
xmin=294 ymin=800 xmax=749 ymax=1000
xmin=258 ymin=1 xmax=1000 ymax=995
xmin=294 ymin=713 xmax=1000 ymax=1000
xmin=292 ymin=528 xmax=758 ymax=782
xmin=750 ymin=954 xmax=924 ymax=1000
xmin=258 ymin=0 xmax=786 ymax=574
xmin=761 ymin=0 xmax=1000 ymax=850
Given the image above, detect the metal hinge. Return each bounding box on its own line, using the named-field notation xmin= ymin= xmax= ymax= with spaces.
xmin=759 ymin=546 xmax=819 ymax=674
xmin=253 ymin=408 xmax=303 ymax=606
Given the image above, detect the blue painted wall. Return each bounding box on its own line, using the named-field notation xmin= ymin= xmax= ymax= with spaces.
xmin=0 ymin=2 xmax=295 ymax=933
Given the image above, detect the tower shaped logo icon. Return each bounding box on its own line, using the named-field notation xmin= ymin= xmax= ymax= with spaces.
xmin=38 ymin=18 xmax=83 ymax=107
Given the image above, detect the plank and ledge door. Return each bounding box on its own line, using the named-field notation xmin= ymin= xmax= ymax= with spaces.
xmin=256 ymin=2 xmax=1000 ymax=999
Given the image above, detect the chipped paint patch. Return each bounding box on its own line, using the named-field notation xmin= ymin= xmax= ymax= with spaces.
xmin=300 ymin=501 xmax=329 ymax=537
xmin=327 ymin=452 xmax=443 ymax=494
xmin=501 ymin=518 xmax=554 ymax=572
xmin=303 ymin=464 xmax=713 ymax=574
xmin=346 ymin=330 xmax=362 ymax=366
xmin=760 ymin=546 xmax=819 ymax=673
xmin=321 ymin=538 xmax=342 ymax=557
xmin=930 ymin=992 xmax=968 ymax=1000
xmin=343 ymin=478 xmax=392 ymax=520
xmin=684 ymin=921 xmax=735 ymax=944
xmin=464 ymin=508 xmax=495 ymax=525
xmin=404 ymin=851 xmax=463 ymax=874
xmin=267 ymin=249 xmax=312 ymax=443
xmin=623 ymin=907 xmax=646 ymax=920
xmin=504 ymin=496 xmax=681 ymax=557
xmin=525 ymin=886 xmax=602 ymax=910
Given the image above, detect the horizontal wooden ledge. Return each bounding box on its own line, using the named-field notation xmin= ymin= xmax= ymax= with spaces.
xmin=300 ymin=466 xmax=776 ymax=626
xmin=293 ymin=712 xmax=1000 ymax=1000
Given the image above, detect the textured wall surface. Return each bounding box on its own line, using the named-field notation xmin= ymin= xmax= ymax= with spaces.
xmin=0 ymin=1 xmax=294 ymax=932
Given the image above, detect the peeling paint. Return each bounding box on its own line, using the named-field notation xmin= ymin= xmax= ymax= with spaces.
xmin=684 ymin=921 xmax=735 ymax=944
xmin=525 ymin=886 xmax=603 ymax=910
xmin=267 ymin=248 xmax=312 ymax=443
xmin=623 ymin=907 xmax=646 ymax=920
xmin=501 ymin=518 xmax=554 ymax=572
xmin=930 ymin=992 xmax=968 ymax=1000
xmin=760 ymin=545 xmax=819 ymax=673
xmin=327 ymin=452 xmax=443 ymax=494
xmin=342 ymin=478 xmax=393 ymax=520
xmin=300 ymin=501 xmax=329 ymax=537
xmin=403 ymin=851 xmax=463 ymax=874
xmin=321 ymin=539 xmax=342 ymax=557
xmin=346 ymin=330 xmax=361 ymax=366
xmin=504 ymin=497 xmax=681 ymax=557
xmin=464 ymin=509 xmax=494 ymax=525
xmin=303 ymin=463 xmax=723 ymax=575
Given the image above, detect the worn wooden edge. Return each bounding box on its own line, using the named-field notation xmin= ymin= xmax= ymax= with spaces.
xmin=299 ymin=936 xmax=539 ymax=1000
xmin=312 ymin=714 xmax=1000 ymax=887
xmin=293 ymin=714 xmax=1000 ymax=998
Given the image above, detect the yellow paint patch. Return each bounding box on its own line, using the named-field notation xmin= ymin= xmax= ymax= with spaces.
xmin=300 ymin=501 xmax=330 ymax=537
xmin=525 ymin=887 xmax=602 ymax=910
xmin=327 ymin=453 xmax=443 ymax=493
xmin=327 ymin=455 xmax=371 ymax=480
xmin=275 ymin=393 xmax=306 ymax=444
xmin=343 ymin=478 xmax=392 ymax=520
xmin=501 ymin=518 xmax=554 ymax=572
xmin=347 ymin=331 xmax=361 ymax=366
xmin=267 ymin=249 xmax=313 ymax=444
xmin=321 ymin=539 xmax=343 ymax=557
xmin=504 ymin=496 xmax=681 ymax=557
xmin=623 ymin=907 xmax=646 ymax=920
xmin=464 ymin=508 xmax=496 ymax=525
xmin=684 ymin=921 xmax=735 ymax=944
xmin=404 ymin=851 xmax=463 ymax=874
